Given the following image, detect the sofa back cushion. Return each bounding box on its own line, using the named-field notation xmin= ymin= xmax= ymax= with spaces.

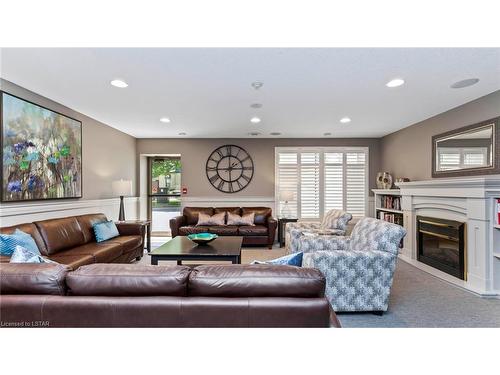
xmin=76 ymin=213 xmax=108 ymax=243
xmin=66 ymin=264 xmax=191 ymax=296
xmin=34 ymin=217 xmax=86 ymax=255
xmin=241 ymin=207 xmax=272 ymax=225
xmin=350 ymin=217 xmax=407 ymax=255
xmin=188 ymin=264 xmax=325 ymax=298
xmin=214 ymin=207 xmax=241 ymax=219
xmin=0 ymin=223 xmax=48 ymax=256
xmin=183 ymin=207 xmax=214 ymax=225
xmin=0 ymin=263 xmax=69 ymax=295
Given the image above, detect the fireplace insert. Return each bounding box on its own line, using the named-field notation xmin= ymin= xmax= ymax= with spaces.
xmin=416 ymin=216 xmax=466 ymax=280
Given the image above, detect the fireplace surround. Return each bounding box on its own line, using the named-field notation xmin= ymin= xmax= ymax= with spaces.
xmin=416 ymin=216 xmax=466 ymax=280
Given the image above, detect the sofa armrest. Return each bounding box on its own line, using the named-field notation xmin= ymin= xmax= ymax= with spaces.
xmin=115 ymin=222 xmax=145 ymax=237
xmin=169 ymin=215 xmax=186 ymax=238
xmin=267 ymin=217 xmax=278 ymax=246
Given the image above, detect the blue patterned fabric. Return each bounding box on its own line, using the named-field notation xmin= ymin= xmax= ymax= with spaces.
xmin=9 ymin=245 xmax=54 ymax=264
xmin=93 ymin=221 xmax=119 ymax=242
xmin=252 ymin=252 xmax=303 ymax=266
xmin=285 ymin=210 xmax=353 ymax=254
xmin=0 ymin=229 xmax=41 ymax=256
xmin=301 ymin=217 xmax=406 ymax=312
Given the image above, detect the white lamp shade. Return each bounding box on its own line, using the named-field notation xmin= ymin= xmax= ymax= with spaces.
xmin=279 ymin=190 xmax=294 ymax=201
xmin=112 ymin=180 xmax=132 ymax=197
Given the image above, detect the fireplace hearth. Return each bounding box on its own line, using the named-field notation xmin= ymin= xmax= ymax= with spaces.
xmin=416 ymin=216 xmax=466 ymax=280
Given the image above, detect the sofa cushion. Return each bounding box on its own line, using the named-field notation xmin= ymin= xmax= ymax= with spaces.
xmin=196 ymin=212 xmax=225 ymax=226
xmin=178 ymin=226 xmax=211 ymax=235
xmin=0 ymin=263 xmax=70 ymax=295
xmin=93 ymin=221 xmax=120 ymax=242
xmin=1 ymin=229 xmax=41 ymax=256
xmin=183 ymin=207 xmax=214 ymax=226
xmin=227 ymin=212 xmax=255 ymax=226
xmin=214 ymin=207 xmax=241 ymax=218
xmin=66 ymin=264 xmax=191 ymax=296
xmin=238 ymin=225 xmax=268 ymax=236
xmin=9 ymin=246 xmax=54 ymax=264
xmin=188 ymin=265 xmax=325 ymax=298
xmin=76 ymin=213 xmax=108 ymax=243
xmin=0 ymin=223 xmax=48 ymax=255
xmin=107 ymin=235 xmax=143 ymax=253
xmin=46 ymin=254 xmax=95 ymax=270
xmin=65 ymin=242 xmax=123 ymax=263
xmin=34 ymin=217 xmax=85 ymax=255
xmin=208 ymin=226 xmax=239 ymax=235
xmin=241 ymin=207 xmax=272 ymax=225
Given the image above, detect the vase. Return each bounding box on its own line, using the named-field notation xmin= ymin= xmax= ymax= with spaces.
xmin=376 ymin=172 xmax=385 ymax=189
xmin=382 ymin=172 xmax=393 ymax=189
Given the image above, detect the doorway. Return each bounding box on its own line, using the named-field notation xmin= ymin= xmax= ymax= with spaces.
xmin=148 ymin=157 xmax=181 ymax=236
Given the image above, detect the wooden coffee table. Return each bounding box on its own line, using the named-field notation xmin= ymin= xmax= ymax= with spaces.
xmin=149 ymin=236 xmax=243 ymax=265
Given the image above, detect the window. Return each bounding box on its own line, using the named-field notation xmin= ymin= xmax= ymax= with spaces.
xmin=437 ymin=147 xmax=489 ymax=171
xmin=275 ymin=147 xmax=368 ymax=219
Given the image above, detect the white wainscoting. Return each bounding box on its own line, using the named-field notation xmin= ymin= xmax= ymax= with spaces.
xmin=0 ymin=197 xmax=140 ymax=227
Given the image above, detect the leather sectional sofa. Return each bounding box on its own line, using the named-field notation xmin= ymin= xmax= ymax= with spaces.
xmin=0 ymin=214 xmax=144 ymax=269
xmin=0 ymin=262 xmax=340 ymax=328
xmin=170 ymin=207 xmax=277 ymax=248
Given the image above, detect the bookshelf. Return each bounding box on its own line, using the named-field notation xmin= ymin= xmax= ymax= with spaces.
xmin=372 ymin=189 xmax=404 ymax=247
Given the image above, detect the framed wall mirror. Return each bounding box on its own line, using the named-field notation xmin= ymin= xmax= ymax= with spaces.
xmin=432 ymin=117 xmax=500 ymax=178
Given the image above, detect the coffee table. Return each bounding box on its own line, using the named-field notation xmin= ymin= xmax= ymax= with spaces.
xmin=149 ymin=236 xmax=243 ymax=265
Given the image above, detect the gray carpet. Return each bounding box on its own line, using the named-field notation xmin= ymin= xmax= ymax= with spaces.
xmin=338 ymin=259 xmax=500 ymax=328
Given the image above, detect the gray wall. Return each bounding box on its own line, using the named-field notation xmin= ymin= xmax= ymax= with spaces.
xmin=380 ymin=90 xmax=500 ymax=181
xmin=1 ymin=79 xmax=137 ymax=200
xmin=137 ymin=138 xmax=381 ymax=197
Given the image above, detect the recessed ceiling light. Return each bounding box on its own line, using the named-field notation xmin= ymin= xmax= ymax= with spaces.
xmin=250 ymin=117 xmax=261 ymax=124
xmin=340 ymin=117 xmax=351 ymax=124
xmin=110 ymin=79 xmax=128 ymax=88
xmin=324 ymin=132 xmax=332 ymax=136
xmin=250 ymin=103 xmax=263 ymax=109
xmin=159 ymin=117 xmax=171 ymax=123
xmin=270 ymin=132 xmax=281 ymax=136
xmin=451 ymin=78 xmax=480 ymax=89
xmin=251 ymin=82 xmax=263 ymax=90
xmin=386 ymin=78 xmax=405 ymax=88
xmin=248 ymin=132 xmax=261 ymax=136
xmin=178 ymin=132 xmax=186 ymax=136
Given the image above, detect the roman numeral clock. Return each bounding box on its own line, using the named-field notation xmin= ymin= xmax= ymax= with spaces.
xmin=206 ymin=145 xmax=254 ymax=193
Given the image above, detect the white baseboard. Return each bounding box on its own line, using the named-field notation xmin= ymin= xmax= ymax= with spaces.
xmin=0 ymin=197 xmax=140 ymax=227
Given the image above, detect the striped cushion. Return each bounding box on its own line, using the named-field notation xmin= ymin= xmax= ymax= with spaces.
xmin=0 ymin=229 xmax=41 ymax=256
xmin=320 ymin=209 xmax=352 ymax=230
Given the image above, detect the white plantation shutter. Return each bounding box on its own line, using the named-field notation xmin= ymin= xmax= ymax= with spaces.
xmin=300 ymin=153 xmax=320 ymax=219
xmin=345 ymin=152 xmax=366 ymax=216
xmin=438 ymin=147 xmax=488 ymax=170
xmin=276 ymin=147 xmax=368 ymax=219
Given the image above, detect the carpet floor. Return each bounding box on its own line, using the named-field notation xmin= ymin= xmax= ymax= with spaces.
xmin=140 ymin=238 xmax=500 ymax=328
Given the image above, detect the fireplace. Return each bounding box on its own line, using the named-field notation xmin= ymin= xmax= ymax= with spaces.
xmin=416 ymin=216 xmax=466 ymax=280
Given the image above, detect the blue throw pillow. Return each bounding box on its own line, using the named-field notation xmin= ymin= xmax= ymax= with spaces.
xmin=0 ymin=229 xmax=41 ymax=256
xmin=93 ymin=221 xmax=120 ymax=242
xmin=9 ymin=245 xmax=55 ymax=264
xmin=251 ymin=252 xmax=303 ymax=266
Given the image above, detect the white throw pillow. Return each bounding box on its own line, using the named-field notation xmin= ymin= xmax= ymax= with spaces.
xmin=227 ymin=212 xmax=255 ymax=226
xmin=196 ymin=212 xmax=226 ymax=226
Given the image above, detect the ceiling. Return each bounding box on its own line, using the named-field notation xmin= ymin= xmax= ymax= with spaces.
xmin=1 ymin=48 xmax=499 ymax=139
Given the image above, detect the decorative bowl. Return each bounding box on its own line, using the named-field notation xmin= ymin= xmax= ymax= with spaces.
xmin=187 ymin=233 xmax=218 ymax=245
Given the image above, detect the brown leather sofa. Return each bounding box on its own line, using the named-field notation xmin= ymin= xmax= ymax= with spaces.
xmin=170 ymin=207 xmax=277 ymax=248
xmin=0 ymin=214 xmax=144 ymax=269
xmin=0 ymin=262 xmax=340 ymax=328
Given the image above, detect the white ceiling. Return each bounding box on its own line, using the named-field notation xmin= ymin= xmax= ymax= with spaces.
xmin=1 ymin=48 xmax=499 ymax=138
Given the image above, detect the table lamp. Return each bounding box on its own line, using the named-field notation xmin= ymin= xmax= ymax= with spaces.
xmin=112 ymin=179 xmax=132 ymax=221
xmin=279 ymin=190 xmax=294 ymax=218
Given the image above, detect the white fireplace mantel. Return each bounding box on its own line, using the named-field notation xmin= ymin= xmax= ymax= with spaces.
xmin=395 ymin=176 xmax=500 ymax=297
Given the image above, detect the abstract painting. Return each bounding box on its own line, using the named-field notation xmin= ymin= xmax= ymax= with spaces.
xmin=1 ymin=92 xmax=82 ymax=202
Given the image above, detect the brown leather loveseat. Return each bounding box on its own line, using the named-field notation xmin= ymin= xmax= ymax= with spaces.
xmin=170 ymin=207 xmax=277 ymax=248
xmin=0 ymin=262 xmax=340 ymax=328
xmin=0 ymin=214 xmax=144 ymax=269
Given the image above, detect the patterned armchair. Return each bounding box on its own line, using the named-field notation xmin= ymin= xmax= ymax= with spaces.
xmin=285 ymin=209 xmax=352 ymax=254
xmin=302 ymin=217 xmax=406 ymax=313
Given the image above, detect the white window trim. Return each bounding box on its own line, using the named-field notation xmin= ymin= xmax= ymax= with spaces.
xmin=275 ymin=146 xmax=369 ymax=220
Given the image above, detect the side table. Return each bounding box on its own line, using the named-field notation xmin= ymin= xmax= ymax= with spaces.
xmin=278 ymin=218 xmax=298 ymax=248
xmin=116 ymin=219 xmax=152 ymax=253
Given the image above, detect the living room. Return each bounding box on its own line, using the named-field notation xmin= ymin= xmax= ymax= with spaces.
xmin=1 ymin=1 xmax=499 ymax=373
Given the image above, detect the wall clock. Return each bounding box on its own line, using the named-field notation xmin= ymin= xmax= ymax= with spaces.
xmin=206 ymin=145 xmax=254 ymax=193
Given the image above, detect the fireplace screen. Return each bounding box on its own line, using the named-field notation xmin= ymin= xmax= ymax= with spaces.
xmin=417 ymin=216 xmax=466 ymax=280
